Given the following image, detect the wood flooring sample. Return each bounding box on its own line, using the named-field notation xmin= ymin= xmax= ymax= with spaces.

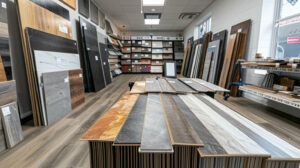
xmin=0 ymin=102 xmax=23 ymax=148
xmin=0 ymin=56 xmax=7 ymax=82
xmin=69 ymin=69 xmax=85 ymax=109
xmin=0 ymin=117 xmax=7 ymax=152
xmin=60 ymin=0 xmax=76 ymax=10
xmin=0 ymin=81 xmax=17 ymax=106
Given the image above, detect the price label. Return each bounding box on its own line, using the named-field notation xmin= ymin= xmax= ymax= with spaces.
xmin=276 ymin=63 xmax=280 ymax=67
xmin=1 ymin=2 xmax=6 ymax=8
xmin=2 ymin=106 xmax=10 ymax=116
xmin=59 ymin=24 xmax=68 ymax=34
xmin=64 ymin=77 xmax=69 ymax=83
xmin=95 ymin=56 xmax=99 ymax=61
xmin=238 ymin=28 xmax=242 ymax=33
xmin=79 ymin=74 xmax=83 ymax=78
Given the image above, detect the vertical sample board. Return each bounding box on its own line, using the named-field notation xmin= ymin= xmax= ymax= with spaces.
xmin=198 ymin=32 xmax=212 ymax=79
xmin=202 ymin=51 xmax=213 ymax=81
xmin=206 ymin=40 xmax=221 ymax=84
xmin=69 ymin=69 xmax=85 ymax=110
xmin=98 ymin=9 xmax=106 ymax=29
xmin=26 ymin=28 xmax=79 ymax=126
xmin=212 ymin=30 xmax=227 ymax=84
xmin=0 ymin=81 xmax=17 ymax=107
xmin=0 ymin=103 xmax=23 ymax=148
xmin=0 ymin=116 xmax=6 ymax=152
xmin=90 ymin=1 xmax=99 ymax=25
xmin=42 ymin=71 xmax=71 ymax=125
xmin=29 ymin=0 xmax=70 ymax=20
xmin=80 ymin=17 xmax=106 ymax=92
xmin=60 ymin=0 xmax=76 ymax=10
xmin=79 ymin=0 xmax=89 ymax=18
xmin=99 ymin=43 xmax=112 ymax=85
xmin=17 ymin=0 xmax=72 ymax=126
xmin=0 ymin=56 xmax=6 ymax=82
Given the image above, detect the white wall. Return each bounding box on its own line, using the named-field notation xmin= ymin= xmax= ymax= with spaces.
xmin=52 ymin=0 xmax=120 ymax=40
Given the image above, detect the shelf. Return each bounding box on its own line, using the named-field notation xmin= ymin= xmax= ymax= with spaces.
xmin=240 ymin=85 xmax=300 ymax=109
xmin=241 ymin=65 xmax=300 ymax=73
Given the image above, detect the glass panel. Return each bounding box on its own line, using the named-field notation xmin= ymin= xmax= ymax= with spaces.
xmin=280 ymin=0 xmax=300 ymax=19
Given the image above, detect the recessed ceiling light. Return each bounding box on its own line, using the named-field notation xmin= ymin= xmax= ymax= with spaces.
xmin=144 ymin=19 xmax=160 ymax=25
xmin=152 ymin=8 xmax=156 ymax=12
xmin=143 ymin=0 xmax=165 ymax=6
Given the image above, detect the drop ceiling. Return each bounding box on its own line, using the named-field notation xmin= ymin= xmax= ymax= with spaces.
xmin=94 ymin=0 xmax=214 ymax=31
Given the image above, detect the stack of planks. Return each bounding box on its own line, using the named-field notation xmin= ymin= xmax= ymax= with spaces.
xmin=218 ymin=20 xmax=251 ymax=97
xmin=82 ymin=92 xmax=300 ymax=168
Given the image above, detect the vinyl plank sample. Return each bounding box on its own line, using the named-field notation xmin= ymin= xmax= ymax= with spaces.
xmin=0 ymin=56 xmax=6 ymax=82
xmin=202 ymin=52 xmax=213 ymax=81
xmin=0 ymin=81 xmax=17 ymax=106
xmin=114 ymin=94 xmax=147 ymax=145
xmin=206 ymin=40 xmax=221 ymax=84
xmin=161 ymin=94 xmax=203 ymax=146
xmin=145 ymin=78 xmax=161 ymax=93
xmin=139 ymin=94 xmax=173 ymax=153
xmin=0 ymin=22 xmax=8 ymax=39
xmin=130 ymin=81 xmax=146 ymax=94
xmin=0 ymin=0 xmax=7 ymax=23
xmin=178 ymin=78 xmax=212 ymax=93
xmin=198 ymin=32 xmax=212 ymax=79
xmin=0 ymin=117 xmax=6 ymax=152
xmin=60 ymin=0 xmax=76 ymax=10
xmin=212 ymin=30 xmax=227 ymax=85
xmin=81 ymin=93 xmax=139 ymax=141
xmin=78 ymin=0 xmax=89 ymax=18
xmin=42 ymin=71 xmax=71 ymax=125
xmin=0 ymin=102 xmax=23 ymax=148
xmin=29 ymin=0 xmax=70 ymax=20
xmin=165 ymin=78 xmax=196 ymax=93
xmin=192 ymin=78 xmax=229 ymax=92
xmin=80 ymin=18 xmax=106 ymax=92
xmin=158 ymin=79 xmax=175 ymax=93
xmin=90 ymin=1 xmax=98 ymax=25
xmin=69 ymin=69 xmax=85 ymax=110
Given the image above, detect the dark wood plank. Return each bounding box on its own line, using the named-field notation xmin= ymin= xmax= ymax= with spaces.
xmin=161 ymin=94 xmax=204 ymax=146
xmin=178 ymin=78 xmax=212 ymax=92
xmin=0 ymin=102 xmax=23 ymax=148
xmin=198 ymin=32 xmax=212 ymax=79
xmin=145 ymin=78 xmax=161 ymax=93
xmin=206 ymin=40 xmax=221 ymax=84
xmin=165 ymin=78 xmax=196 ymax=93
xmin=114 ymin=94 xmax=147 ymax=145
xmin=139 ymin=93 xmax=173 ymax=153
xmin=42 ymin=71 xmax=72 ymax=125
xmin=78 ymin=0 xmax=89 ymax=18
xmin=29 ymin=0 xmax=70 ymax=20
xmin=69 ymin=69 xmax=85 ymax=110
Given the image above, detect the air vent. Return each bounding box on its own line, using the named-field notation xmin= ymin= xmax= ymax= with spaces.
xmin=178 ymin=12 xmax=201 ymax=20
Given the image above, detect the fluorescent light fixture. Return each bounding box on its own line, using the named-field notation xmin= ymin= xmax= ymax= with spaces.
xmin=143 ymin=0 xmax=165 ymax=6
xmin=144 ymin=19 xmax=160 ymax=25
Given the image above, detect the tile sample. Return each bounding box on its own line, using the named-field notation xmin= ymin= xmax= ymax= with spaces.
xmin=90 ymin=1 xmax=98 ymax=25
xmin=139 ymin=94 xmax=173 ymax=153
xmin=121 ymin=65 xmax=131 ymax=73
xmin=69 ymin=69 xmax=85 ymax=110
xmin=201 ymin=51 xmax=213 ymax=81
xmin=152 ymin=41 xmax=163 ymax=48
xmin=78 ymin=0 xmax=89 ymax=18
xmin=206 ymin=40 xmax=221 ymax=84
xmin=165 ymin=78 xmax=196 ymax=93
xmin=141 ymin=65 xmax=151 ymax=73
xmin=0 ymin=81 xmax=17 ymax=106
xmin=145 ymin=78 xmax=161 ymax=93
xmin=0 ymin=102 xmax=23 ymax=148
xmin=150 ymin=66 xmax=162 ymax=73
xmin=29 ymin=0 xmax=70 ymax=20
xmin=42 ymin=71 xmax=71 ymax=125
xmin=152 ymin=54 xmax=163 ymax=60
xmin=114 ymin=94 xmax=147 ymax=145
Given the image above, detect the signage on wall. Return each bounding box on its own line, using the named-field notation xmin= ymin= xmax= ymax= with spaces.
xmin=287 ymin=37 xmax=300 ymax=43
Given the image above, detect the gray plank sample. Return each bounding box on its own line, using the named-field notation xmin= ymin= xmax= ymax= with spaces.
xmin=202 ymin=52 xmax=213 ymax=81
xmin=207 ymin=40 xmax=221 ymax=83
xmin=145 ymin=78 xmax=161 ymax=93
xmin=165 ymin=78 xmax=196 ymax=93
xmin=179 ymin=78 xmax=212 ymax=93
xmin=0 ymin=81 xmax=17 ymax=106
xmin=158 ymin=79 xmax=175 ymax=93
xmin=192 ymin=78 xmax=229 ymax=92
xmin=139 ymin=94 xmax=173 ymax=153
xmin=114 ymin=94 xmax=147 ymax=145
xmin=42 ymin=71 xmax=71 ymax=125
xmin=0 ymin=102 xmax=23 ymax=148
xmin=0 ymin=117 xmax=7 ymax=152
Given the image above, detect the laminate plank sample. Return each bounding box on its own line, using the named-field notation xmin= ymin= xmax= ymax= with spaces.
xmin=212 ymin=30 xmax=227 ymax=84
xmin=80 ymin=18 xmax=106 ymax=92
xmin=206 ymin=40 xmax=221 ymax=84
xmin=130 ymin=81 xmax=146 ymax=94
xmin=69 ymin=69 xmax=85 ymax=110
xmin=0 ymin=56 xmax=7 ymax=82
xmin=183 ymin=42 xmax=194 ymax=76
xmin=60 ymin=0 xmax=76 ymax=10
xmin=158 ymin=79 xmax=175 ymax=93
xmin=0 ymin=81 xmax=17 ymax=106
xmin=202 ymin=52 xmax=213 ymax=81
xmin=198 ymin=32 xmax=212 ymax=79
xmin=139 ymin=94 xmax=173 ymax=153
xmin=81 ymin=93 xmax=139 ymax=142
xmin=78 ymin=0 xmax=89 ymax=18
xmin=196 ymin=94 xmax=300 ymax=159
xmin=179 ymin=94 xmax=270 ymax=156
xmin=180 ymin=43 xmax=190 ymax=75
xmin=145 ymin=78 xmax=161 ymax=93
xmin=42 ymin=71 xmax=71 ymax=125
xmin=98 ymin=42 xmax=112 ymax=85
xmin=165 ymin=78 xmax=196 ymax=93
xmin=161 ymin=94 xmax=203 ymax=146
xmin=0 ymin=22 xmax=8 ymax=39
xmin=192 ymin=78 xmax=229 ymax=92
xmin=0 ymin=117 xmax=6 ymax=152
xmin=29 ymin=0 xmax=70 ymax=20
xmin=0 ymin=102 xmax=23 ymax=148
xmin=114 ymin=94 xmax=147 ymax=145
xmin=178 ymin=78 xmax=212 ymax=93
xmin=187 ymin=43 xmax=197 ymax=77
xmin=90 ymin=1 xmax=98 ymax=25
xmin=0 ymin=0 xmax=7 ymax=23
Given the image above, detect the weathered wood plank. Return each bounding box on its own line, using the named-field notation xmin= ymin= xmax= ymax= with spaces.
xmin=158 ymin=79 xmax=175 ymax=93
xmin=0 ymin=81 xmax=17 ymax=106
xmin=165 ymin=78 xmax=196 ymax=94
xmin=69 ymin=69 xmax=85 ymax=109
xmin=178 ymin=78 xmax=212 ymax=93
xmin=130 ymin=81 xmax=146 ymax=94
xmin=145 ymin=78 xmax=161 ymax=93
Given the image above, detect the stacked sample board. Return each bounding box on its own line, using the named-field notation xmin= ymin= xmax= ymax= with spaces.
xmin=120 ymin=36 xmax=184 ymax=74
xmin=82 ymin=86 xmax=300 ymax=168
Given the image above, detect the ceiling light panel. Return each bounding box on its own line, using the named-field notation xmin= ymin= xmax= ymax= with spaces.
xmin=144 ymin=19 xmax=160 ymax=25
xmin=143 ymin=0 xmax=165 ymax=6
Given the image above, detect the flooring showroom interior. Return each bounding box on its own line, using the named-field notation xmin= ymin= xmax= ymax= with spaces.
xmin=0 ymin=0 xmax=300 ymax=168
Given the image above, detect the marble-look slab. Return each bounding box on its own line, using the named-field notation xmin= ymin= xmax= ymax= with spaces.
xmin=0 ymin=102 xmax=23 ymax=148
xmin=139 ymin=93 xmax=173 ymax=153
xmin=202 ymin=52 xmax=213 ymax=81
xmin=179 ymin=78 xmax=212 ymax=93
xmin=42 ymin=71 xmax=71 ymax=125
xmin=158 ymin=79 xmax=175 ymax=93
xmin=165 ymin=78 xmax=196 ymax=93
xmin=114 ymin=94 xmax=147 ymax=145
xmin=34 ymin=50 xmax=80 ymax=126
xmin=145 ymin=78 xmax=161 ymax=93
xmin=0 ymin=81 xmax=17 ymax=106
